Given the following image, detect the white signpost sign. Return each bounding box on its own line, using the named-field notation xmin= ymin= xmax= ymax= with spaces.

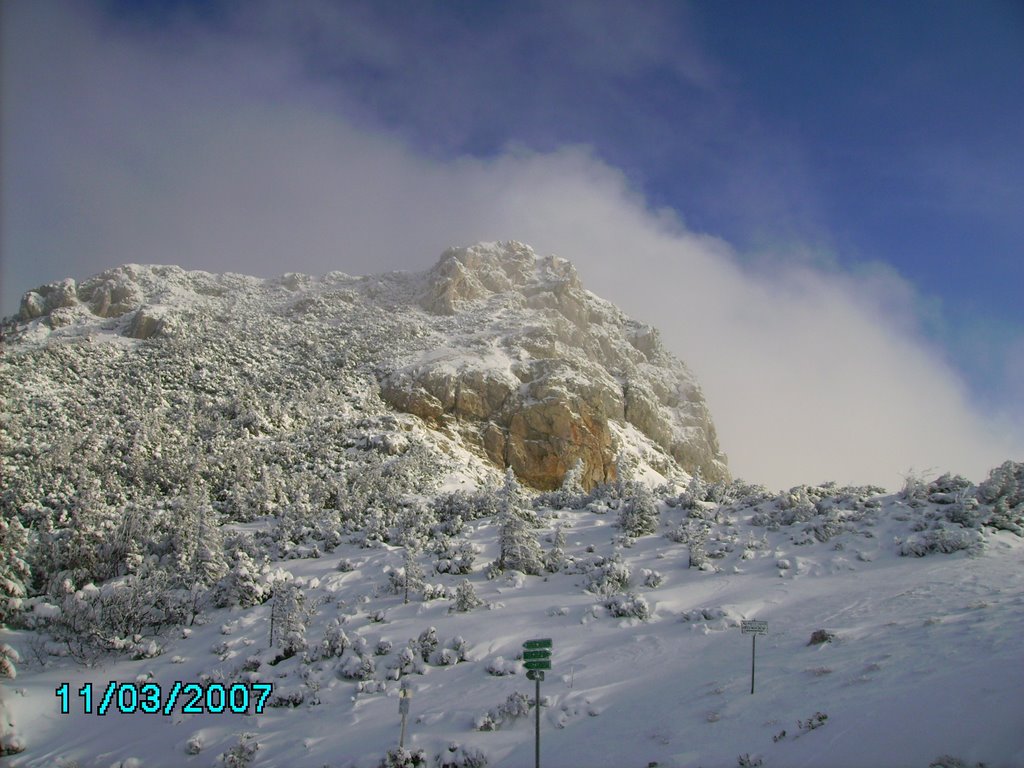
xmin=740 ymin=621 xmax=767 ymax=693
xmin=741 ymin=620 xmax=768 ymax=636
xmin=398 ymin=687 xmax=412 ymax=747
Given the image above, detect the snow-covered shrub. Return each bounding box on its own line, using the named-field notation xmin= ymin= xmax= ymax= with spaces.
xmin=391 ymin=646 xmax=420 ymax=679
xmin=899 ymin=526 xmax=982 ymax=557
xmin=417 ymin=627 xmax=439 ymax=662
xmin=375 ymin=639 xmax=393 ymax=656
xmin=807 ymin=629 xmax=835 ymax=645
xmin=485 ymin=656 xmax=518 ymax=676
xmin=737 ymin=754 xmax=763 ymax=768
xmin=46 ymin=569 xmax=180 ymax=659
xmin=434 ymin=647 xmax=459 ymax=666
xmin=977 ymin=461 xmax=1024 ymax=535
xmin=0 ymin=644 xmax=19 ymax=681
xmin=421 ymin=583 xmax=450 ymax=601
xmin=477 ymin=691 xmax=532 ymax=730
xmin=435 ymin=742 xmax=488 ymax=768
xmin=379 ymin=747 xmax=428 ymax=768
xmin=0 ymin=644 xmax=23 ymax=756
xmin=221 ymin=733 xmax=259 ymax=768
xmin=604 ymin=592 xmax=650 ymax=620
xmin=214 ymin=549 xmax=269 ymax=608
xmin=340 ymin=653 xmax=376 ymax=680
xmin=185 ymin=734 xmax=203 ymax=755
xmin=800 ymin=512 xmax=846 ymax=542
xmin=433 ymin=538 xmax=477 ymax=575
xmin=448 ymin=636 xmax=470 ymax=662
xmin=797 ymin=712 xmax=828 ymax=731
xmin=575 ymin=555 xmax=631 ymax=595
xmin=641 ymin=569 xmax=663 ymax=588
xmin=336 ymin=558 xmax=357 ymax=572
xmin=268 ymin=686 xmax=305 ymax=708
xmin=929 ymin=755 xmax=988 ymax=768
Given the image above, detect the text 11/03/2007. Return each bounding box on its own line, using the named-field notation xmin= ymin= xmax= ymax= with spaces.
xmin=55 ymin=681 xmax=274 ymax=716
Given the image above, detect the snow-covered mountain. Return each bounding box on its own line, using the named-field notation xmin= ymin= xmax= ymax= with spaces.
xmin=4 ymin=241 xmax=727 ymax=493
xmin=1 ymin=243 xmax=1022 ymax=767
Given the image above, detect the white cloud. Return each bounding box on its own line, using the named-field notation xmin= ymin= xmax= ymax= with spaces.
xmin=2 ymin=1 xmax=1020 ymax=490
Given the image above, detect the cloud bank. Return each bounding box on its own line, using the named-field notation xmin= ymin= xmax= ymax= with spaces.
xmin=2 ymin=2 xmax=1020 ymax=489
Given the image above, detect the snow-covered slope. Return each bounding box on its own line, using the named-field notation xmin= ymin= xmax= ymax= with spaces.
xmin=2 ymin=243 xmax=1022 ymax=767
xmin=4 ymin=472 xmax=1024 ymax=767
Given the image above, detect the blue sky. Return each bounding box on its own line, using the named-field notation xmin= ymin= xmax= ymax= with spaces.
xmin=2 ymin=0 xmax=1021 ymax=487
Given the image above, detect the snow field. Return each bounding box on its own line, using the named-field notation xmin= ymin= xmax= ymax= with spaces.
xmin=6 ymin=489 xmax=1024 ymax=768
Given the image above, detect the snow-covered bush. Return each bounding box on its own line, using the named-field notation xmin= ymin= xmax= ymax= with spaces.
xmin=641 ymin=569 xmax=663 ymax=588
xmin=899 ymin=526 xmax=982 ymax=557
xmin=573 ymin=554 xmax=631 ymax=595
xmin=417 ymin=627 xmax=439 ymax=662
xmin=797 ymin=712 xmax=828 ymax=731
xmin=185 ymin=734 xmax=203 ymax=755
xmin=340 ymin=653 xmax=376 ymax=680
xmin=476 ymin=691 xmax=532 ymax=731
xmin=220 ymin=733 xmax=259 ymax=768
xmin=435 ymin=742 xmax=488 ymax=768
xmin=485 ymin=656 xmax=518 ymax=676
xmin=977 ymin=461 xmax=1024 ymax=535
xmin=379 ymin=747 xmax=427 ymax=768
xmin=604 ymin=592 xmax=650 ymax=620
xmin=433 ymin=538 xmax=477 ymax=575
xmin=214 ymin=549 xmax=268 ymax=609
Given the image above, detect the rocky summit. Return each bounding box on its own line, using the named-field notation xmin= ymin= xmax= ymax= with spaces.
xmin=4 ymin=241 xmax=727 ymax=491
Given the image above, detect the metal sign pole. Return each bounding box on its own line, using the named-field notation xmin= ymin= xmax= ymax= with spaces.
xmin=535 ymin=673 xmax=541 ymax=768
xmin=751 ymin=633 xmax=756 ymax=695
xmin=740 ymin=620 xmax=767 ymax=695
xmin=523 ymin=638 xmax=552 ymax=768
xmin=399 ymin=687 xmax=411 ymax=748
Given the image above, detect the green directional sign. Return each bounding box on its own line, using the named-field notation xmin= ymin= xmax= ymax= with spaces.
xmin=523 ymin=650 xmax=550 ymax=661
xmin=523 ymin=638 xmax=553 ymax=650
xmin=524 ymin=659 xmax=551 ymax=670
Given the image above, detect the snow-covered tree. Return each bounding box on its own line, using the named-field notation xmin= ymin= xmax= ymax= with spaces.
xmin=214 ymin=549 xmax=268 ymax=609
xmin=492 ymin=471 xmax=543 ymax=576
xmin=0 ymin=516 xmax=30 ymax=625
xmin=401 ymin=546 xmax=426 ymax=604
xmin=618 ymin=481 xmax=660 ymax=537
xmin=544 ymin=525 xmax=567 ymax=573
xmin=320 ymin=618 xmax=351 ymax=659
xmin=450 ymin=579 xmax=484 ymax=612
xmin=269 ymin=576 xmax=306 ymax=657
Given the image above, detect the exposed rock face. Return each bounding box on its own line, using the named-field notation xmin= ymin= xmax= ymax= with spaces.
xmin=8 ymin=241 xmax=728 ymax=491
xmin=380 ymin=242 xmax=728 ymax=490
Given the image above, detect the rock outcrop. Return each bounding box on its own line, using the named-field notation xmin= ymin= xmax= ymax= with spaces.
xmin=381 ymin=242 xmax=728 ymax=489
